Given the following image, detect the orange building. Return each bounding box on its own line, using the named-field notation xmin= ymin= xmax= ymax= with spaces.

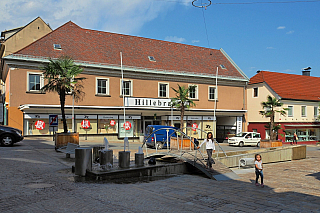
xmin=1 ymin=21 xmax=249 ymax=141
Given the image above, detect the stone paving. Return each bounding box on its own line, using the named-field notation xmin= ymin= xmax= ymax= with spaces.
xmin=0 ymin=137 xmax=319 ymax=212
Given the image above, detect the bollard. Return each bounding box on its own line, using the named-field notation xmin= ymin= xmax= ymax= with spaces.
xmin=135 ymin=153 xmax=144 ymax=167
xmin=99 ymin=149 xmax=113 ymax=168
xmin=119 ymin=151 xmax=130 ymax=168
xmin=75 ymin=148 xmax=92 ymax=176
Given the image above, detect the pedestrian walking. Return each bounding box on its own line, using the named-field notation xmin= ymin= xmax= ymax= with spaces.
xmin=293 ymin=132 xmax=298 ymax=145
xmin=197 ymin=132 xmax=215 ymax=170
xmin=255 ymin=154 xmax=264 ymax=187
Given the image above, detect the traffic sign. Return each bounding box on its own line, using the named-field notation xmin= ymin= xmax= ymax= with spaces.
xmin=49 ymin=114 xmax=58 ymax=126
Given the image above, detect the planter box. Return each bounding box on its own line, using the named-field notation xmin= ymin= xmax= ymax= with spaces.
xmin=260 ymin=141 xmax=282 ymax=148
xmin=170 ymin=137 xmax=194 ymax=150
xmin=55 ymin=132 xmax=79 ymax=150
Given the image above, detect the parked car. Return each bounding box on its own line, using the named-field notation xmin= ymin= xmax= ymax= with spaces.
xmin=228 ymin=132 xmax=261 ymax=147
xmin=0 ymin=125 xmax=24 ymax=146
xmin=144 ymin=125 xmax=179 ymax=149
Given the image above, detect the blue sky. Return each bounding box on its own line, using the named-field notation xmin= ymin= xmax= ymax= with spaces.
xmin=1 ymin=0 xmax=319 ymax=78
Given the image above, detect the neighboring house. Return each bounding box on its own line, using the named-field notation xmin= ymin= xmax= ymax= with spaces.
xmin=2 ymin=21 xmax=249 ymax=140
xmin=0 ymin=17 xmax=52 ymax=124
xmin=247 ymin=70 xmax=320 ymax=144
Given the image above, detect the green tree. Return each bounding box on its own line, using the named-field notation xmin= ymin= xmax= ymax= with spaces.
xmin=259 ymin=95 xmax=288 ymax=141
xmin=40 ymin=56 xmax=86 ymax=133
xmin=170 ymin=84 xmax=196 ymax=132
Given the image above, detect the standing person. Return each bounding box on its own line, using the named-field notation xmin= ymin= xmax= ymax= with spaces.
xmin=293 ymin=132 xmax=298 ymax=145
xmin=197 ymin=132 xmax=215 ymax=170
xmin=255 ymin=154 xmax=264 ymax=188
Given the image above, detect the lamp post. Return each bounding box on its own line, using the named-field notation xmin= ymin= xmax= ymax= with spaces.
xmin=213 ymin=66 xmax=218 ymax=139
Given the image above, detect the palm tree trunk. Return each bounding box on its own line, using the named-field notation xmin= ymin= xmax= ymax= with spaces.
xmin=270 ymin=113 xmax=275 ymax=141
xmin=60 ymin=89 xmax=68 ymax=133
xmin=180 ymin=106 xmax=184 ymax=142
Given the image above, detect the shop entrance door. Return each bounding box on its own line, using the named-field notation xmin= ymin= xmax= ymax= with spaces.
xmin=143 ymin=120 xmax=160 ymax=133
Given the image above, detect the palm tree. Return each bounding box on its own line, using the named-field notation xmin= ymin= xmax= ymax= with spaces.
xmin=40 ymin=56 xmax=86 ymax=133
xmin=259 ymin=95 xmax=288 ymax=141
xmin=170 ymin=84 xmax=196 ymax=132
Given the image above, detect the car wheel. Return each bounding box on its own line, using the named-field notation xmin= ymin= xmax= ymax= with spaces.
xmin=1 ymin=134 xmax=15 ymax=147
xmin=156 ymin=142 xmax=164 ymax=149
xmin=239 ymin=142 xmax=244 ymax=147
xmin=257 ymin=142 xmax=260 ymax=147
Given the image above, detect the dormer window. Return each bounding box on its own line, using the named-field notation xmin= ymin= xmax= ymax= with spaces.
xmin=148 ymin=56 xmax=156 ymax=62
xmin=53 ymin=44 xmax=62 ymax=50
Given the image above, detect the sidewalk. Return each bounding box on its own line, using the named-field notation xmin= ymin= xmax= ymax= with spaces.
xmin=0 ymin=138 xmax=319 ymax=212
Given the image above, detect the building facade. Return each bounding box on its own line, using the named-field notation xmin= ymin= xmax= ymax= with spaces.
xmin=247 ymin=71 xmax=320 ymax=144
xmin=2 ymin=21 xmax=249 ymax=141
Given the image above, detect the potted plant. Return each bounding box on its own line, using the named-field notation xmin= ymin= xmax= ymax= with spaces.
xmin=40 ymin=56 xmax=86 ymax=149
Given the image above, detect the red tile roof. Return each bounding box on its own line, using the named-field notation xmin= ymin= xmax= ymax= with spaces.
xmin=250 ymin=71 xmax=320 ymax=101
xmin=15 ymin=21 xmax=246 ymax=79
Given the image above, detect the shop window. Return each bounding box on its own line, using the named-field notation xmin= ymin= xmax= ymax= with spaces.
xmin=96 ymin=78 xmax=109 ymax=95
xmin=208 ymin=86 xmax=216 ymax=100
xmin=253 ymin=87 xmax=258 ymax=97
xmin=121 ymin=80 xmax=132 ymax=96
xmin=301 ymin=106 xmax=306 ymax=117
xmin=28 ymin=73 xmax=43 ymax=91
xmin=288 ymin=106 xmax=293 ymax=117
xmin=158 ymin=83 xmax=168 ymax=98
xmin=98 ymin=119 xmax=118 ymax=134
xmin=189 ymin=85 xmax=198 ymax=99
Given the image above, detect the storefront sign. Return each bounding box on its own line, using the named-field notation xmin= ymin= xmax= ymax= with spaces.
xmin=119 ymin=115 xmax=141 ymax=120
xmin=76 ymin=115 xmax=97 ymax=119
xmin=187 ymin=116 xmax=202 ymax=120
xmin=192 ymin=123 xmax=198 ymax=131
xmin=236 ymin=117 xmax=242 ymax=134
xmin=81 ymin=120 xmax=91 ymax=129
xmin=166 ymin=116 xmax=187 ymax=121
xmin=123 ymin=121 xmax=132 ymax=130
xmin=203 ymin=116 xmax=215 ymax=121
xmin=110 ymin=120 xmax=116 ymax=126
xmin=98 ymin=115 xmax=118 ymax=119
xmin=35 ymin=120 xmax=45 ymax=130
xmin=125 ymin=97 xmax=171 ymax=108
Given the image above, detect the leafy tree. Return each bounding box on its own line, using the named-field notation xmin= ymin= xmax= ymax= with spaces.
xmin=40 ymin=56 xmax=86 ymax=133
xmin=170 ymin=84 xmax=196 ymax=133
xmin=259 ymin=95 xmax=288 ymax=141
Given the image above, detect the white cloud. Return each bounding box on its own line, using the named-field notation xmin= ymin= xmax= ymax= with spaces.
xmin=286 ymin=30 xmax=294 ymax=34
xmin=192 ymin=40 xmax=200 ymax=43
xmin=0 ymin=0 xmax=181 ymax=35
xmin=277 ymin=26 xmax=285 ymax=30
xmin=165 ymin=36 xmax=187 ymax=43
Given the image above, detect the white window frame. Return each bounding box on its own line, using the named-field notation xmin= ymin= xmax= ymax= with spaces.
xmin=301 ymin=106 xmax=307 ymax=117
xmin=208 ymin=86 xmax=217 ymax=100
xmin=158 ymin=82 xmax=169 ymax=98
xmin=288 ymin=106 xmax=293 ymax=117
xmin=27 ymin=72 xmax=44 ymax=91
xmin=96 ymin=77 xmax=109 ymax=95
xmin=253 ymin=87 xmax=258 ymax=97
xmin=188 ymin=84 xmax=198 ymax=99
xmin=120 ymin=79 xmax=132 ymax=97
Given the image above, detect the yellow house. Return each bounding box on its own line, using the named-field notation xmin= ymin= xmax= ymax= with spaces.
xmin=247 ymin=70 xmax=320 ymax=144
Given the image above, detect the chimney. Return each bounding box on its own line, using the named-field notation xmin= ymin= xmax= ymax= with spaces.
xmin=302 ymin=67 xmax=311 ymax=76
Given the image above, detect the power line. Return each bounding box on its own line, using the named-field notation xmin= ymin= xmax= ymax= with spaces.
xmin=153 ymin=0 xmax=320 ymax=5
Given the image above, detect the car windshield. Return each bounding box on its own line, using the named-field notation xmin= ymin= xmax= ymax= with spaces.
xmin=235 ymin=132 xmax=247 ymax=137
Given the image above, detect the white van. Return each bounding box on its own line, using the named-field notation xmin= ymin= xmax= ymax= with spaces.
xmin=228 ymin=132 xmax=261 ymax=147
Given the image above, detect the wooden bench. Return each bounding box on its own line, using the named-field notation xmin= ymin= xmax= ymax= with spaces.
xmin=57 ymin=143 xmax=80 ymax=158
xmin=239 ymin=158 xmax=255 ymax=169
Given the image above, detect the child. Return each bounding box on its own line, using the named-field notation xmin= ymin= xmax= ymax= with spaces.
xmin=255 ymin=154 xmax=264 ymax=187
xmin=197 ymin=132 xmax=215 ymax=170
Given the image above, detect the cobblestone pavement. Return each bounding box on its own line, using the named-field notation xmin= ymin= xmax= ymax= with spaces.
xmin=0 ymin=137 xmax=319 ymax=212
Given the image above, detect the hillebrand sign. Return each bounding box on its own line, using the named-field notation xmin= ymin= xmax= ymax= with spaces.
xmin=125 ymin=97 xmax=171 ymax=108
